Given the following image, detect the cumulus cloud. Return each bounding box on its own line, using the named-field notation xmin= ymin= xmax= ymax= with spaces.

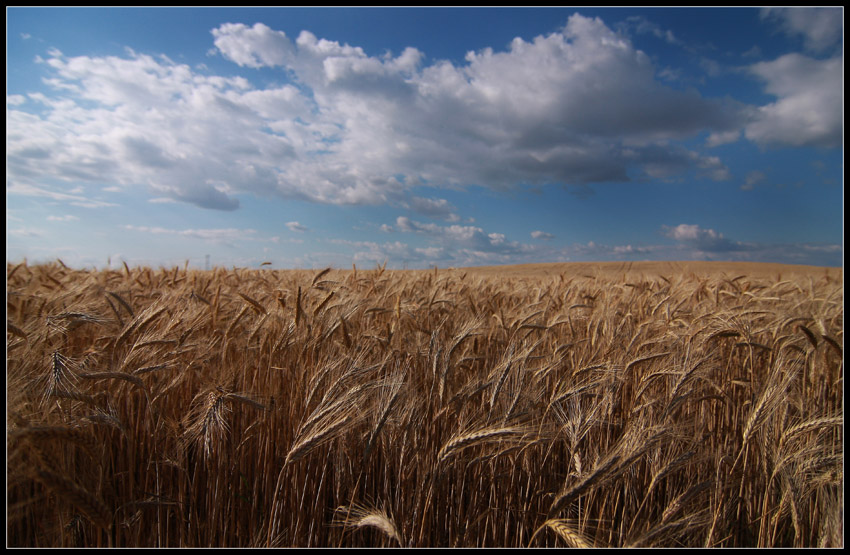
xmin=662 ymin=224 xmax=745 ymax=253
xmin=406 ymin=196 xmax=460 ymax=222
xmin=317 ymin=221 xmax=843 ymax=268
xmin=6 ymin=13 xmax=760 ymax=214
xmin=393 ymin=216 xmax=537 ymax=266
xmin=395 ymin=216 xmax=478 ymax=240
xmin=761 ymin=7 xmax=843 ymax=53
xmin=7 ymin=48 xmax=302 ymax=211
xmin=212 ymin=22 xmax=294 ymax=68
xmin=744 ymin=53 xmax=842 ymax=148
xmin=329 ymin=239 xmax=417 ymax=266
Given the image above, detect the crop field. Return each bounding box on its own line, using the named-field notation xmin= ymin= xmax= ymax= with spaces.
xmin=6 ymin=260 xmax=843 ymax=547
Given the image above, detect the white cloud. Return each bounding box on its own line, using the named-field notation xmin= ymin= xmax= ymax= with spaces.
xmin=761 ymin=8 xmax=843 ymax=53
xmin=8 ymin=48 xmax=305 ymax=211
xmin=329 ymin=239 xmax=416 ymax=266
xmin=9 ymin=227 xmax=46 ymax=238
xmin=406 ymin=196 xmax=460 ymax=222
xmin=706 ymin=129 xmax=741 ymax=147
xmin=570 ymin=240 xmax=660 ymax=260
xmin=662 ymin=224 xmax=743 ymax=253
xmin=415 ymin=246 xmax=445 ymax=259
xmin=47 ymin=214 xmax=79 ymax=222
xmin=323 ymin=225 xmax=841 ymax=268
xmin=6 ymin=14 xmax=756 ymax=214
xmin=561 ymin=231 xmax=841 ymax=266
xmin=124 ymin=225 xmax=260 ymax=246
xmin=629 ymin=144 xmax=730 ymax=181
xmin=745 ymin=53 xmax=842 ymax=148
xmin=393 ymin=216 xmax=538 ymax=267
xmin=395 ymin=217 xmax=481 ymax=242
xmin=488 ymin=233 xmax=505 ymax=245
xmin=741 ymin=170 xmax=766 ymax=191
xmin=212 ymin=22 xmax=294 ymax=68
xmin=619 ymin=15 xmax=681 ymax=45
xmin=664 ymin=224 xmax=714 ymax=242
xmin=531 ymin=230 xmax=555 ymax=240
xmin=286 ymin=221 xmax=309 ymax=233
xmin=613 ymin=245 xmax=653 ymax=255
xmin=7 ymin=182 xmax=118 ymax=208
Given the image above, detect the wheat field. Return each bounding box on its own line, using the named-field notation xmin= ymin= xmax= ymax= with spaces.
xmin=6 ymin=260 xmax=843 ymax=547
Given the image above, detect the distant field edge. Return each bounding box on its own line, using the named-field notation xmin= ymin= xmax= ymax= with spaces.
xmin=445 ymin=260 xmax=843 ymax=279
xmin=5 ymin=260 xmax=843 ymax=280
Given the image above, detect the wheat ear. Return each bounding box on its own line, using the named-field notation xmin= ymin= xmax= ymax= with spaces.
xmin=530 ymin=519 xmax=592 ymax=547
xmin=335 ymin=504 xmax=402 ymax=545
xmin=437 ymin=426 xmax=522 ymax=464
xmin=548 ymin=454 xmax=621 ymax=518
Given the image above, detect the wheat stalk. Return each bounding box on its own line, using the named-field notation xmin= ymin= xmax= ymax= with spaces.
xmin=32 ymin=469 xmax=112 ymax=531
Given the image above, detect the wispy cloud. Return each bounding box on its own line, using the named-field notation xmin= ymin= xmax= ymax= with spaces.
xmin=741 ymin=170 xmax=766 ymax=191
xmin=618 ymin=15 xmax=681 ymax=45
xmin=286 ymin=221 xmax=309 ymax=233
xmin=124 ymin=225 xmax=261 ymax=246
xmin=761 ymin=7 xmax=843 ymax=53
xmin=9 ymin=227 xmax=46 ymax=238
xmin=531 ymin=230 xmax=555 ymax=240
xmin=7 ymin=182 xmax=118 ymax=208
xmin=564 ymin=229 xmax=841 ymax=267
xmin=329 ymin=239 xmax=415 ymax=266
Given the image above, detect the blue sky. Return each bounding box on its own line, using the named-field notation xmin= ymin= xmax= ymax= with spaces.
xmin=6 ymin=7 xmax=844 ymax=269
